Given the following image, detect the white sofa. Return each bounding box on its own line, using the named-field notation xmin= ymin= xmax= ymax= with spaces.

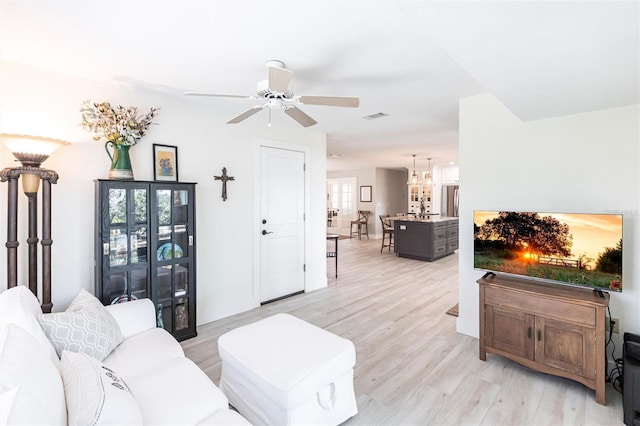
xmin=0 ymin=285 xmax=250 ymax=425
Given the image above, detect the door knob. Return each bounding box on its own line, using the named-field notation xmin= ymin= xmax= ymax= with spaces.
xmin=262 ymin=230 xmax=273 ymax=235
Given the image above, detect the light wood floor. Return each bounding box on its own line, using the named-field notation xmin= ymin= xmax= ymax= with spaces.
xmin=182 ymin=237 xmax=623 ymax=425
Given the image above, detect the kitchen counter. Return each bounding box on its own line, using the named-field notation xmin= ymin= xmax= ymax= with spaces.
xmin=394 ymin=217 xmax=458 ymax=261
xmin=390 ymin=215 xmax=449 ymax=223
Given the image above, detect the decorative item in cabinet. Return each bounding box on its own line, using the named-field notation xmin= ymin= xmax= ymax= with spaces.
xmin=95 ymin=179 xmax=197 ymax=341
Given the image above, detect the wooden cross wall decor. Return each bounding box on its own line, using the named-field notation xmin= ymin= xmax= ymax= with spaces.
xmin=214 ymin=167 xmax=234 ymax=201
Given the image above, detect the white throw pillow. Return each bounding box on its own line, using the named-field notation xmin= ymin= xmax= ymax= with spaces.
xmin=0 ymin=285 xmax=59 ymax=366
xmin=60 ymin=350 xmax=143 ymax=426
xmin=0 ymin=324 xmax=67 ymax=425
xmin=38 ymin=289 xmax=124 ymax=361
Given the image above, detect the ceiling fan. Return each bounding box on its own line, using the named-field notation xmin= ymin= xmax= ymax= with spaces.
xmin=184 ymin=60 xmax=359 ymax=127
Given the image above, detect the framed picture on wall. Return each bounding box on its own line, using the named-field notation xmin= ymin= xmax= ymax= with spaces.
xmin=360 ymin=185 xmax=372 ymax=202
xmin=153 ymin=144 xmax=179 ymax=181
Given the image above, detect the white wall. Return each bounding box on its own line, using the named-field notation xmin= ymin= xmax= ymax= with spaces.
xmin=327 ymin=168 xmax=376 ymax=211
xmin=457 ymin=93 xmax=640 ymax=358
xmin=0 ymin=61 xmax=328 ymax=325
xmin=374 ymin=168 xmax=407 ymax=235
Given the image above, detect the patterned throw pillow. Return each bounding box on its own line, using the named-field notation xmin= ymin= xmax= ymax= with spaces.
xmin=38 ymin=289 xmax=124 ymax=361
xmin=60 ymin=350 xmax=143 ymax=425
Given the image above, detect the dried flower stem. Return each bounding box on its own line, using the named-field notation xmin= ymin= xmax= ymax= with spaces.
xmin=80 ymin=100 xmax=159 ymax=146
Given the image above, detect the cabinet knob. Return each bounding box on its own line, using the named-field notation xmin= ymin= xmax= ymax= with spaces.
xmin=527 ymin=327 xmax=532 ymax=338
xmin=537 ymin=330 xmax=542 ymax=341
xmin=103 ymin=243 xmax=109 ymax=256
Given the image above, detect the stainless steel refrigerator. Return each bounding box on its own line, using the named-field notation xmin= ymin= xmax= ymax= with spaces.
xmin=441 ymin=185 xmax=459 ymax=217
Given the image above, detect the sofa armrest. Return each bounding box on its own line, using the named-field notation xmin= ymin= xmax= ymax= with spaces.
xmin=105 ymin=298 xmax=156 ymax=339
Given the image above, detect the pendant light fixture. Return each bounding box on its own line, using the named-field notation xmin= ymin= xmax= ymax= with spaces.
xmin=407 ymin=154 xmax=419 ymax=186
xmin=422 ymin=157 xmax=434 ymax=187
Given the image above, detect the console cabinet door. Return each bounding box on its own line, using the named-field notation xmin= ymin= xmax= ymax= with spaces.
xmin=485 ymin=305 xmax=535 ymax=360
xmin=535 ymin=316 xmax=595 ymax=379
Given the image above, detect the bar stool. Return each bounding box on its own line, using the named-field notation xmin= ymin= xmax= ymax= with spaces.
xmin=379 ymin=214 xmax=394 ymax=253
xmin=350 ymin=210 xmax=370 ymax=239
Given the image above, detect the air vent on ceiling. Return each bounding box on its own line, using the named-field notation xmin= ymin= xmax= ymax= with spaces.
xmin=362 ymin=112 xmax=389 ymax=120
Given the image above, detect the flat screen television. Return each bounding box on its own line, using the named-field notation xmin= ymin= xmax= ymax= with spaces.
xmin=474 ymin=211 xmax=623 ymax=292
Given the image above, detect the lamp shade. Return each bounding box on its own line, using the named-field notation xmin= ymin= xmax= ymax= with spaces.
xmin=0 ymin=133 xmax=70 ymax=167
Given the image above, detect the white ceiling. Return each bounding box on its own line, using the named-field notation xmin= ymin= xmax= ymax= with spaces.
xmin=1 ymin=1 xmax=638 ymax=172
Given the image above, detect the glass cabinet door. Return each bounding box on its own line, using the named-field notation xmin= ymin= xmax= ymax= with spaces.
xmin=98 ymin=182 xmax=149 ymax=305
xmin=155 ymin=189 xmax=190 ymax=261
xmin=151 ymin=185 xmax=195 ymax=340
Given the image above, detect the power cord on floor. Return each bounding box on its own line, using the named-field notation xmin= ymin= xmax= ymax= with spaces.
xmin=608 ymin=358 xmax=623 ymax=393
xmin=606 ymin=306 xmax=623 ymax=393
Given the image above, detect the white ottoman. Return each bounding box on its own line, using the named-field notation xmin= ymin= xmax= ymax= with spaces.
xmin=218 ymin=313 xmax=358 ymax=426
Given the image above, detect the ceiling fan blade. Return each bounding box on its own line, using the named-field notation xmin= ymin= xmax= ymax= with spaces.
xmin=298 ymin=95 xmax=359 ymax=108
xmin=269 ymin=66 xmax=293 ymax=93
xmin=184 ymin=91 xmax=253 ymax=99
xmin=283 ymin=106 xmax=317 ymax=127
xmin=227 ymin=106 xmax=264 ymax=124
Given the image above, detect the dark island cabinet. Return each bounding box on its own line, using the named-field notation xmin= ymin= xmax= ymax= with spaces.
xmin=394 ymin=218 xmax=458 ymax=261
xmin=94 ymin=179 xmax=197 ymax=341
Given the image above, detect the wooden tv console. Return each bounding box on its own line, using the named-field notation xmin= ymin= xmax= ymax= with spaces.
xmin=477 ymin=274 xmax=609 ymax=405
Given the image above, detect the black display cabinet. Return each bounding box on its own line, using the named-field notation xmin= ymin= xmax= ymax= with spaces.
xmin=95 ymin=179 xmax=197 ymax=341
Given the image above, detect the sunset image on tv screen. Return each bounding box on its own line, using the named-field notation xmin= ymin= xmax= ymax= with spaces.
xmin=473 ymin=211 xmax=623 ymax=291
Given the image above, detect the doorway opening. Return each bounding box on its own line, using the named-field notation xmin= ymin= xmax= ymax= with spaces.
xmin=326 ymin=177 xmax=356 ymax=236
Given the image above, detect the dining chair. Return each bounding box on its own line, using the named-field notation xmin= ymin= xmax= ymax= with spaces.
xmin=379 ymin=214 xmax=394 ymax=252
xmin=350 ymin=210 xmax=370 ymax=239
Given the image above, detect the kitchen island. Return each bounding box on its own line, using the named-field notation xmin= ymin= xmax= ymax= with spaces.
xmin=393 ymin=216 xmax=458 ymax=261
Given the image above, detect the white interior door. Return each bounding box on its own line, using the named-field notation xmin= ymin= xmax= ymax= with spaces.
xmin=326 ymin=177 xmax=356 ymax=235
xmin=260 ymin=146 xmax=305 ymax=303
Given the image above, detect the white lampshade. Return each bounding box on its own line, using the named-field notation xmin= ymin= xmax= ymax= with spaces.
xmin=0 ymin=133 xmax=70 ymax=167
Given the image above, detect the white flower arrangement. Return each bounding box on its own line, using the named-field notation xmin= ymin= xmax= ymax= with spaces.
xmin=80 ymin=100 xmax=159 ymax=146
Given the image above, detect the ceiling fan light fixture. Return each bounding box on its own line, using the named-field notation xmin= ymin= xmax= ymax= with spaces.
xmin=257 ymin=79 xmax=294 ymax=99
xmin=186 ymin=61 xmax=359 ymax=128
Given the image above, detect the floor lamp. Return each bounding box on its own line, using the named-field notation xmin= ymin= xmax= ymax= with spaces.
xmin=0 ymin=134 xmax=69 ymax=313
